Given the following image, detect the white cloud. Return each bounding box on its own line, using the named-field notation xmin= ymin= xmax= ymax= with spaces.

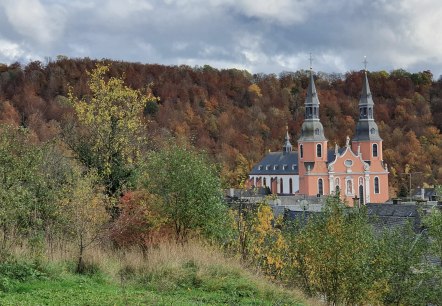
xmin=0 ymin=39 xmax=24 ymax=60
xmin=0 ymin=0 xmax=65 ymax=45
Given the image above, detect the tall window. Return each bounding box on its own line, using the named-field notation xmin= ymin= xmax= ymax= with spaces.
xmin=318 ymin=178 xmax=323 ymax=195
xmin=373 ymin=143 xmax=378 ymax=157
xmin=280 ymin=178 xmax=283 ymax=194
xmin=317 ymin=144 xmax=322 ymax=157
xmin=335 ymin=178 xmax=340 ymax=194
xmin=300 ymin=144 xmax=304 ymax=158
xmin=263 ymin=178 xmax=267 ymax=187
xmin=346 ymin=179 xmax=353 ymax=195
xmin=359 ymin=185 xmax=364 ymax=205
xmin=289 ymin=178 xmax=293 ymax=194
xmin=374 ymin=177 xmax=380 ymax=194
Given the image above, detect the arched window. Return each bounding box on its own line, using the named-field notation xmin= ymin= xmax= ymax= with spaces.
xmin=318 ymin=178 xmax=323 ymax=195
xmin=359 ymin=177 xmax=364 ymax=186
xmin=317 ymin=144 xmax=322 ymax=157
xmin=300 ymin=144 xmax=303 ymax=158
xmin=263 ymin=178 xmax=267 ymax=187
xmin=374 ymin=177 xmax=380 ymax=194
xmin=289 ymin=178 xmax=293 ymax=194
xmin=359 ymin=185 xmax=364 ymax=205
xmin=373 ymin=144 xmax=378 ymax=157
xmin=335 ymin=178 xmax=340 ymax=194
xmin=280 ymin=178 xmax=283 ymax=194
xmin=346 ymin=179 xmax=353 ymax=195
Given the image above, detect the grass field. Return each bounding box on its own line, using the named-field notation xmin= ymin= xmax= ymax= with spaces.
xmin=0 ymin=242 xmax=311 ymax=305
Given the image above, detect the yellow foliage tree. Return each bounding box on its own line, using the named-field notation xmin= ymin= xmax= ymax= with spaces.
xmin=67 ymin=64 xmax=157 ymax=195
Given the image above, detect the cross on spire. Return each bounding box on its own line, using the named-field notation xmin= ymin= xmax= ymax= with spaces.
xmin=309 ymin=52 xmax=313 ymax=70
xmin=363 ymin=56 xmax=368 ymax=71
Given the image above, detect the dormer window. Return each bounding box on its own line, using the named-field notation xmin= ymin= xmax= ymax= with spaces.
xmin=266 ymin=165 xmax=270 ymax=170
xmin=370 ymin=128 xmax=376 ymax=135
xmin=274 ymin=165 xmax=278 ymax=170
xmin=292 ymin=164 xmax=296 ymax=170
xmin=283 ymin=165 xmax=287 ymax=170
xmin=315 ymin=128 xmax=320 ymax=135
xmin=258 ymin=165 xmax=263 ymax=170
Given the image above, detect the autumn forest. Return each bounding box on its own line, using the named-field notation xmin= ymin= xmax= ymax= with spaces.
xmin=1 ymin=57 xmax=441 ymax=195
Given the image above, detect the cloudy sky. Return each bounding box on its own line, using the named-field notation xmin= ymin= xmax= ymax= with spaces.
xmin=0 ymin=0 xmax=441 ymax=78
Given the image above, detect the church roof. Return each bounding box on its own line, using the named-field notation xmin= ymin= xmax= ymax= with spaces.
xmin=249 ymin=151 xmax=299 ymax=175
xmin=305 ymin=69 xmax=320 ymax=106
xmin=359 ymin=71 xmax=374 ymax=106
xmin=327 ymin=147 xmax=348 ymax=164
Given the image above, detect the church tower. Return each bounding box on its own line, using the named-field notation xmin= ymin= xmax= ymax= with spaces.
xmin=298 ymin=68 xmax=329 ymax=196
xmin=351 ymin=67 xmax=389 ymax=202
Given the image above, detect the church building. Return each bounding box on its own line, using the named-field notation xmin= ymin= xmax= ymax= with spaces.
xmin=248 ymin=67 xmax=389 ymax=205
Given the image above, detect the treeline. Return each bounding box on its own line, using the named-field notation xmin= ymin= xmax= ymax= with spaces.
xmin=0 ymin=58 xmax=441 ymax=193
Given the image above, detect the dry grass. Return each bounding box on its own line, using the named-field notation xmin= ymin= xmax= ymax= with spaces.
xmin=8 ymin=239 xmax=321 ymax=305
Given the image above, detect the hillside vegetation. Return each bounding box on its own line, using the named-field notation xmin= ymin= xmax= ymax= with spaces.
xmin=0 ymin=59 xmax=441 ymax=193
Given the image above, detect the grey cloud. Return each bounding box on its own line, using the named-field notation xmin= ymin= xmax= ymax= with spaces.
xmin=0 ymin=0 xmax=441 ymax=78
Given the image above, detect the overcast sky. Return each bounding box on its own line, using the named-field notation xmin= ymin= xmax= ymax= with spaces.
xmin=0 ymin=0 xmax=441 ymax=78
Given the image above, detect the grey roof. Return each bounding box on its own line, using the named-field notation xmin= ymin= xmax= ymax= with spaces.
xmin=353 ymin=120 xmax=382 ymax=141
xmin=305 ymin=69 xmax=320 ymax=106
xmin=366 ymin=203 xmax=422 ymax=232
xmin=299 ymin=69 xmax=327 ymax=142
xmin=283 ymin=203 xmax=423 ymax=233
xmin=299 ymin=120 xmax=327 ymax=141
xmin=359 ymin=71 xmax=374 ymax=106
xmin=327 ymin=147 xmax=347 ymax=163
xmin=249 ymin=151 xmax=299 ymax=175
xmin=412 ymin=188 xmax=438 ymax=199
xmin=352 ymin=71 xmax=382 ymax=142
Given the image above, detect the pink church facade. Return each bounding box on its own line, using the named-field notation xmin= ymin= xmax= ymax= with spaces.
xmin=248 ymin=69 xmax=389 ymax=206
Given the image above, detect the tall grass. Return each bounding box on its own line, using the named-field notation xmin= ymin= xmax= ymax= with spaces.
xmin=4 ymin=239 xmax=318 ymax=305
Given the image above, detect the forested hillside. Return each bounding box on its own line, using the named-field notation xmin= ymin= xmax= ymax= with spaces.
xmin=0 ymin=58 xmax=441 ymax=194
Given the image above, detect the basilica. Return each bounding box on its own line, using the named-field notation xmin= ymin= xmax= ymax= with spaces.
xmin=248 ymin=68 xmax=389 ymax=205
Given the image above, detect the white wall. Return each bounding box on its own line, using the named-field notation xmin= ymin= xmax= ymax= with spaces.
xmin=249 ymin=175 xmax=299 ymax=194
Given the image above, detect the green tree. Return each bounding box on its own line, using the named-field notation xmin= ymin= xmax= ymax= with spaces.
xmin=146 ymin=146 xmax=230 ymax=242
xmin=423 ymin=202 xmax=442 ymax=264
xmin=59 ymin=168 xmax=109 ymax=273
xmin=65 ymin=64 xmax=157 ymax=196
xmin=0 ymin=125 xmax=69 ymax=257
xmin=284 ymin=195 xmax=378 ymax=305
xmin=376 ymin=224 xmax=439 ymax=305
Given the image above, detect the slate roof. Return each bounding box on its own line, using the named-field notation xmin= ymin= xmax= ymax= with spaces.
xmin=283 ymin=203 xmax=423 ymax=233
xmin=366 ymin=203 xmax=422 ymax=232
xmin=249 ymin=151 xmax=298 ymax=175
xmin=327 ymin=147 xmax=347 ymax=163
xmin=412 ymin=188 xmax=438 ymax=200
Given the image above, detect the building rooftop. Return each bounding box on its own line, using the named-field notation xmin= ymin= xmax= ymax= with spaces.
xmin=249 ymin=151 xmax=298 ymax=175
